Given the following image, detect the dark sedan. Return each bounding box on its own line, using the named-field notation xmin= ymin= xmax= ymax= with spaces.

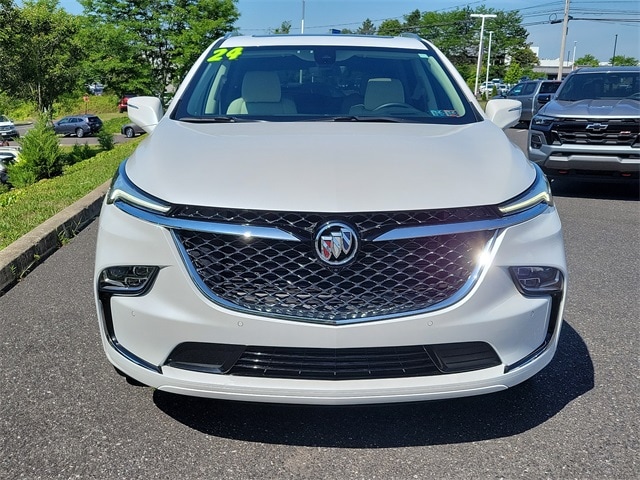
xmin=121 ymin=122 xmax=146 ymax=138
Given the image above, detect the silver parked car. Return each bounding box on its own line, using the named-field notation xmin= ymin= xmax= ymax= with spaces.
xmin=505 ymin=80 xmax=562 ymax=124
xmin=53 ymin=114 xmax=103 ymax=137
xmin=121 ymin=122 xmax=145 ymax=138
xmin=528 ymin=66 xmax=640 ymax=180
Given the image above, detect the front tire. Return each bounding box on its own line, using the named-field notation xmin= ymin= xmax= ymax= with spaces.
xmin=124 ymin=127 xmax=135 ymax=138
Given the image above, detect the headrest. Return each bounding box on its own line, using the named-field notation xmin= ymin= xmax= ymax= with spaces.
xmin=364 ymin=78 xmax=405 ymax=110
xmin=242 ymin=71 xmax=282 ymax=103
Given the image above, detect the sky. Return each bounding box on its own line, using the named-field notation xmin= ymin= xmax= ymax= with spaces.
xmin=57 ymin=0 xmax=640 ymax=63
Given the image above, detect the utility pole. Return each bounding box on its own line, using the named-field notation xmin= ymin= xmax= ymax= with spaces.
xmin=301 ymin=0 xmax=305 ymax=34
xmin=471 ymin=14 xmax=497 ymax=96
xmin=485 ymin=31 xmax=493 ymax=96
xmin=612 ymin=34 xmax=618 ymax=65
xmin=557 ymin=0 xmax=571 ymax=80
xmin=572 ymin=41 xmax=577 ymax=70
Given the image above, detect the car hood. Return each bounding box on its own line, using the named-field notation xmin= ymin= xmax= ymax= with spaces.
xmin=541 ymin=98 xmax=640 ymax=118
xmin=125 ymin=120 xmax=535 ymax=211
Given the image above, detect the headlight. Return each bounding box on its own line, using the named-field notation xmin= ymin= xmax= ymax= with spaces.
xmin=531 ymin=115 xmax=555 ymax=127
xmin=106 ymin=161 xmax=171 ymax=214
xmin=498 ymin=164 xmax=553 ymax=216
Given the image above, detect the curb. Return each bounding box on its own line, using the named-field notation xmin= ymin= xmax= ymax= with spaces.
xmin=0 ymin=181 xmax=110 ymax=295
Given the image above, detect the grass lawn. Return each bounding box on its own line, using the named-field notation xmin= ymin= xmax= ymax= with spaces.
xmin=0 ymin=140 xmax=140 ymax=250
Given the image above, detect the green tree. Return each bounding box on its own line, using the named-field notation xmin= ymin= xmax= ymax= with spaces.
xmin=76 ymin=20 xmax=154 ymax=97
xmin=0 ymin=0 xmax=84 ymax=113
xmin=356 ymin=18 xmax=376 ymax=35
xmin=79 ymin=0 xmax=240 ymax=96
xmin=8 ymin=115 xmax=62 ymax=186
xmin=402 ymin=9 xmax=421 ymax=34
xmin=610 ymin=55 xmax=639 ymax=66
xmin=575 ymin=54 xmax=599 ymax=67
xmin=377 ymin=19 xmax=402 ymax=36
xmin=504 ymin=63 xmax=525 ymax=85
xmin=271 ymin=21 xmax=291 ymax=34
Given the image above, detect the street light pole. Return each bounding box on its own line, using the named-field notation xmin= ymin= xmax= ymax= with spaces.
xmin=572 ymin=41 xmax=577 ymax=70
xmin=301 ymin=0 xmax=305 ymax=34
xmin=556 ymin=0 xmax=571 ymax=80
xmin=612 ymin=34 xmax=618 ymax=65
xmin=471 ymin=14 xmax=497 ymax=96
xmin=485 ymin=31 xmax=493 ymax=96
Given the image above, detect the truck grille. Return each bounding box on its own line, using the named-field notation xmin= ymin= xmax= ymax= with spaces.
xmin=172 ymin=207 xmax=497 ymax=323
xmin=552 ymin=118 xmax=640 ymax=146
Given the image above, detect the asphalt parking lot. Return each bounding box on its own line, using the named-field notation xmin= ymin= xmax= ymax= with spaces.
xmin=0 ymin=128 xmax=638 ymax=479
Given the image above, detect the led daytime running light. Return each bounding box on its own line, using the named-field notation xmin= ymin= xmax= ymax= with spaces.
xmin=498 ymin=166 xmax=553 ymax=216
xmin=107 ymin=162 xmax=171 ymax=214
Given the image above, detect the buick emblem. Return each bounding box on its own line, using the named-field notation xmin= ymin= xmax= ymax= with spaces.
xmin=315 ymin=222 xmax=358 ymax=266
xmin=586 ymin=123 xmax=608 ymax=132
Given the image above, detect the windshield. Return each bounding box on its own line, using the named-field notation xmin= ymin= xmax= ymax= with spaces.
xmin=173 ymin=44 xmax=477 ymax=124
xmin=557 ymin=71 xmax=640 ymax=101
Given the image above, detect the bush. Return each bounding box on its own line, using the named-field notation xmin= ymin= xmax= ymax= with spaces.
xmin=63 ymin=143 xmax=96 ymax=166
xmin=97 ymin=129 xmax=115 ymax=151
xmin=7 ymin=116 xmax=63 ymax=188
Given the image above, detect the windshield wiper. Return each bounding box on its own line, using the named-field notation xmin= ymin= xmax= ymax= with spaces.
xmin=315 ymin=116 xmax=408 ymax=123
xmin=179 ymin=116 xmax=259 ymax=123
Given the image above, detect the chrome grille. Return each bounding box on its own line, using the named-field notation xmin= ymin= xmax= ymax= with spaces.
xmin=174 ymin=223 xmax=494 ymax=322
xmin=552 ymin=118 xmax=639 ymax=146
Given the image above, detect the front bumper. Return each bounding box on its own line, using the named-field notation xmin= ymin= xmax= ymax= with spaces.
xmin=528 ymin=130 xmax=640 ymax=178
xmin=95 ymin=202 xmax=567 ymax=405
xmin=0 ymin=129 xmax=19 ymax=139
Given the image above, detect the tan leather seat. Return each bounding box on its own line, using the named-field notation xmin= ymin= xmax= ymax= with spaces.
xmin=349 ymin=78 xmax=405 ymax=114
xmin=227 ymin=71 xmax=297 ymax=114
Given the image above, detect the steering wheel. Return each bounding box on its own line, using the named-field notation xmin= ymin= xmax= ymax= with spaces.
xmin=373 ymin=102 xmax=416 ymax=111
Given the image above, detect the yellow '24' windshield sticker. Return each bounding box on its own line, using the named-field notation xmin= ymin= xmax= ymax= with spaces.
xmin=207 ymin=47 xmax=244 ymax=62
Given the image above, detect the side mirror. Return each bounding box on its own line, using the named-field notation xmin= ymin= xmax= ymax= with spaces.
xmin=127 ymin=96 xmax=163 ymax=134
xmin=485 ymin=99 xmax=522 ymax=129
xmin=537 ymin=94 xmax=552 ymax=106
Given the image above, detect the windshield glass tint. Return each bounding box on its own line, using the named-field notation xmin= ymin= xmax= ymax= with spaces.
xmin=174 ymin=45 xmax=475 ymax=123
xmin=557 ymin=71 xmax=640 ymax=101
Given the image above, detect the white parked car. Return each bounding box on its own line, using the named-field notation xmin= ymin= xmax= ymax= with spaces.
xmin=95 ymin=33 xmax=567 ymax=405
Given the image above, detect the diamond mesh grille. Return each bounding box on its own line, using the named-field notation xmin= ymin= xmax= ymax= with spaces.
xmin=175 ymin=225 xmax=494 ymax=321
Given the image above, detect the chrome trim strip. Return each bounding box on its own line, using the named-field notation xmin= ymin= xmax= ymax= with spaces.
xmin=116 ymin=202 xmax=300 ymax=241
xmin=372 ymin=203 xmax=548 ymax=241
xmin=171 ymin=229 xmax=501 ymax=325
xmin=116 ymin=200 xmax=549 ymax=243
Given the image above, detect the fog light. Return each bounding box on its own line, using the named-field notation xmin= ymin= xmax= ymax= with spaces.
xmin=509 ymin=266 xmax=563 ymax=296
xmin=530 ymin=134 xmax=543 ymax=150
xmin=99 ymin=266 xmax=159 ymax=295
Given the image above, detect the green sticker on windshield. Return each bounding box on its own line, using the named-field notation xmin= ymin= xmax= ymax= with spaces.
xmin=207 ymin=47 xmax=244 ymax=62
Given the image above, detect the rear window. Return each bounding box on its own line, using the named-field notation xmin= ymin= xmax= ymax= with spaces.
xmin=173 ymin=44 xmax=477 ymax=124
xmin=540 ymin=82 xmax=561 ymax=94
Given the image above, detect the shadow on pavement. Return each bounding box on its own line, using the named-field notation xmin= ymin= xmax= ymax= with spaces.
xmin=153 ymin=321 xmax=593 ymax=447
xmin=549 ymin=177 xmax=639 ymax=201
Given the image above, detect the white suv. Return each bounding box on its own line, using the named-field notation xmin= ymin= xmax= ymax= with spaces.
xmin=95 ymin=34 xmax=567 ymax=405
